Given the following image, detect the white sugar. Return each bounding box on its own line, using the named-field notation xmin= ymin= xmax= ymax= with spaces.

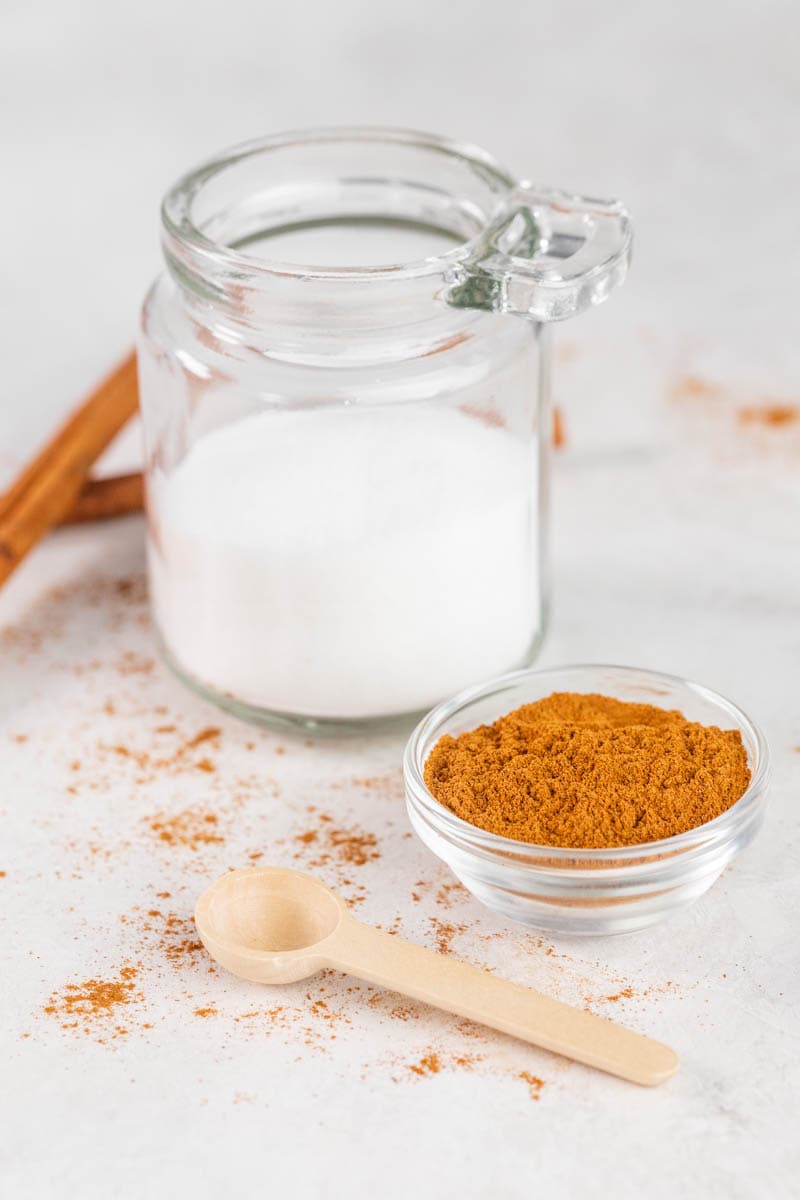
xmin=149 ymin=405 xmax=539 ymax=720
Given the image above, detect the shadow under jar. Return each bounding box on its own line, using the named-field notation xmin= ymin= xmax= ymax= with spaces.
xmin=139 ymin=128 xmax=631 ymax=731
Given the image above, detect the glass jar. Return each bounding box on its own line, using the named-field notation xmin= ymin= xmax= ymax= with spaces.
xmin=138 ymin=128 xmax=630 ymax=731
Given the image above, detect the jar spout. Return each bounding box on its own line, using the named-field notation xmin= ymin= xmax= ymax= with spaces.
xmin=445 ymin=186 xmax=632 ymax=322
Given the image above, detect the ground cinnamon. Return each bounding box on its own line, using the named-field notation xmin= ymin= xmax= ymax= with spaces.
xmin=44 ymin=965 xmax=141 ymax=1039
xmin=424 ymin=692 xmax=751 ymax=849
xmin=738 ymin=403 xmax=799 ymax=428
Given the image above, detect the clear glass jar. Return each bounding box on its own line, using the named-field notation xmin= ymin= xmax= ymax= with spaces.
xmin=138 ymin=128 xmax=631 ymax=731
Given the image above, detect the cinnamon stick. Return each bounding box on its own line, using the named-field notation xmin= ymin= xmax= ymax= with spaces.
xmin=61 ymin=472 xmax=145 ymax=525
xmin=0 ymin=352 xmax=139 ymax=585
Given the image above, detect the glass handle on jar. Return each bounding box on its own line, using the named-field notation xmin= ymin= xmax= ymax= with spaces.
xmin=445 ymin=186 xmax=632 ymax=322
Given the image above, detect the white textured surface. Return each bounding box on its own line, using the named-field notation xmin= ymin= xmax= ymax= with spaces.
xmin=2 ymin=2 xmax=799 ymax=1197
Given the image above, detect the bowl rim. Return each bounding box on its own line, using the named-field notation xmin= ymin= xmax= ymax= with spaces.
xmin=403 ymin=662 xmax=770 ymax=862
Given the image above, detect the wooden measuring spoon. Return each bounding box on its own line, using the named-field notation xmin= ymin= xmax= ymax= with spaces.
xmin=195 ymin=867 xmax=678 ymax=1086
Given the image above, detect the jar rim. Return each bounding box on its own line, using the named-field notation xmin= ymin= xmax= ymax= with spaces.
xmin=160 ymin=125 xmax=517 ymax=285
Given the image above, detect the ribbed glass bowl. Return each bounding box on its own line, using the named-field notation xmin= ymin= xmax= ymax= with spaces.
xmin=403 ymin=665 xmax=770 ymax=935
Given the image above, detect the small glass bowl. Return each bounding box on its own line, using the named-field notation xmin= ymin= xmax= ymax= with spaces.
xmin=403 ymin=665 xmax=770 ymax=935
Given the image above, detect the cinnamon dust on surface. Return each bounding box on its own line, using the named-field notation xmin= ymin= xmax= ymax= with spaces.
xmin=552 ymin=406 xmax=567 ymax=449
xmin=292 ymin=809 xmax=380 ymax=869
xmin=409 ymin=1051 xmax=441 ymax=1077
xmin=331 ymin=770 xmax=404 ymax=802
xmin=104 ymin=725 xmax=222 ymax=781
xmin=670 ymin=371 xmax=800 ymax=436
xmin=147 ymin=807 xmax=224 ymax=851
xmin=670 ymin=373 xmax=721 ymax=403
xmin=402 ymin=1048 xmax=541 ymax=1102
xmin=139 ymin=908 xmax=205 ymax=965
xmin=428 ymin=916 xmax=468 ymax=956
xmin=519 ymin=1070 xmax=545 ymax=1100
xmin=738 ymin=403 xmax=799 ymax=428
xmin=44 ymin=966 xmax=141 ymax=1041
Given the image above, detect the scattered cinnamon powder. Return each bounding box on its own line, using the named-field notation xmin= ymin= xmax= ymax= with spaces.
xmin=114 ymin=650 xmax=155 ymax=676
xmin=328 ymin=827 xmax=379 ymax=866
xmin=409 ymin=1051 xmax=441 ymax=1077
xmin=293 ymin=811 xmax=380 ymax=868
xmin=428 ymin=916 xmax=468 ymax=955
xmin=519 ymin=1070 xmax=545 ymax=1100
xmin=670 ymin=371 xmax=800 ymax=437
xmin=670 ymin=373 xmax=721 ymax=403
xmin=435 ymin=881 xmax=468 ymax=909
xmin=39 ymin=902 xmax=554 ymax=1099
xmin=333 ymin=770 xmax=404 ymax=801
xmin=44 ymin=965 xmax=141 ymax=1039
xmin=368 ymin=993 xmax=423 ymax=1023
xmin=147 ymin=807 xmax=224 ymax=851
xmin=142 ymin=909 xmax=205 ymax=964
xmin=738 ymin=403 xmax=800 ymax=428
xmin=602 ymin=986 xmax=635 ymax=1003
xmin=583 ymin=978 xmax=682 ymax=1008
xmin=424 ymin=692 xmax=751 ymax=848
xmin=186 ymin=727 xmax=222 ymax=749
xmin=395 ymin=1047 xmax=499 ymax=1088
xmin=552 ymin=406 xmax=566 ymax=449
xmin=1 ymin=574 xmax=148 ymax=663
xmin=452 ymin=1052 xmax=483 ymax=1070
xmin=104 ymin=726 xmax=222 ymax=781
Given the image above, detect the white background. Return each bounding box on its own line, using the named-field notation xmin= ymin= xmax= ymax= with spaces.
xmin=2 ymin=2 xmax=799 ymax=1197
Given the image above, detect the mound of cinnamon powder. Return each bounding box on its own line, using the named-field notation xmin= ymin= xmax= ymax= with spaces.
xmin=423 ymin=692 xmax=751 ymax=848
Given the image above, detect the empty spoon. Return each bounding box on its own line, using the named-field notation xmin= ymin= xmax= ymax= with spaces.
xmin=195 ymin=866 xmax=678 ymax=1086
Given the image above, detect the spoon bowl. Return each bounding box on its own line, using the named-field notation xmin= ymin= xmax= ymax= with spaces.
xmin=195 ymin=867 xmax=347 ymax=984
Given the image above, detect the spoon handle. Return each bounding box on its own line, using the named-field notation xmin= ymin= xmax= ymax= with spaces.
xmin=327 ymin=920 xmax=677 ymax=1086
